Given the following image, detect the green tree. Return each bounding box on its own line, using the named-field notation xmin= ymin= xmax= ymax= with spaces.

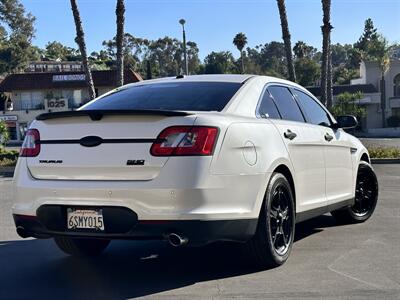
xmin=364 ymin=34 xmax=390 ymax=65
xmin=103 ymin=33 xmax=148 ymax=70
xmin=44 ymin=41 xmax=80 ymax=61
xmin=70 ymin=0 xmax=96 ymax=100
xmin=330 ymin=92 xmax=366 ymax=119
xmin=89 ymin=50 xmax=113 ymax=70
xmin=0 ymin=0 xmax=37 ymax=73
xmin=276 ymin=0 xmax=296 ymax=81
xmin=328 ymin=43 xmax=360 ymax=84
xmin=186 ymin=41 xmax=201 ymax=74
xmin=145 ymin=36 xmax=199 ymax=77
xmin=103 ymin=34 xmax=200 ymax=77
xmin=246 ymin=42 xmax=287 ymax=77
xmin=330 ymin=43 xmax=351 ymax=66
xmin=204 ymin=51 xmax=235 ymax=74
xmin=293 ymin=41 xmax=317 ymax=59
xmin=354 ymin=18 xmax=379 ymax=53
xmin=232 ymin=32 xmax=247 ymax=73
xmin=333 ymin=66 xmax=359 ymax=85
xmin=147 ymin=36 xmax=182 ymax=76
xmin=350 ymin=18 xmax=381 ymax=69
xmin=294 ymin=58 xmax=320 ymax=86
xmin=115 ymin=0 xmax=125 ymax=86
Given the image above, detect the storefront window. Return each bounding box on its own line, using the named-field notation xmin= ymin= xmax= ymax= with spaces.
xmin=32 ymin=92 xmax=44 ymax=109
xmin=20 ymin=92 xmax=44 ymax=110
xmin=21 ymin=92 xmax=31 ymax=110
xmin=62 ymin=90 xmax=73 ymax=100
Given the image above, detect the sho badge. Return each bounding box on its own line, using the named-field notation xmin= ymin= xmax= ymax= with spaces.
xmin=127 ymin=159 xmax=145 ymax=166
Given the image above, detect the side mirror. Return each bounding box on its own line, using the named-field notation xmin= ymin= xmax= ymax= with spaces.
xmin=334 ymin=115 xmax=358 ymax=129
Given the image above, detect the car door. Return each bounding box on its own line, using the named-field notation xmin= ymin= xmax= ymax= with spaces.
xmin=293 ymin=89 xmax=353 ymax=207
xmin=263 ymin=85 xmax=327 ymax=215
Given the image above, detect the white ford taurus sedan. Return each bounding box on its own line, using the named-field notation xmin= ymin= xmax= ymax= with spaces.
xmin=12 ymin=74 xmax=378 ymax=267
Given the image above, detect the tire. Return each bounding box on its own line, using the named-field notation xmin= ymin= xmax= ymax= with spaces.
xmin=331 ymin=161 xmax=378 ymax=224
xmin=246 ymin=172 xmax=295 ymax=268
xmin=54 ymin=236 xmax=110 ymax=257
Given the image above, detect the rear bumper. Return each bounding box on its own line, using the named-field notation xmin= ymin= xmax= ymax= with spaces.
xmin=12 ymin=158 xmax=268 ymax=221
xmin=12 ymin=157 xmax=267 ymax=244
xmin=13 ymin=209 xmax=258 ymax=246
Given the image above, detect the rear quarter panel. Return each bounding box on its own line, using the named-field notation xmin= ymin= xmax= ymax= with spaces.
xmin=196 ymin=115 xmax=293 ymax=217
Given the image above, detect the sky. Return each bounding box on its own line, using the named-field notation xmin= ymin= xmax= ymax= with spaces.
xmin=21 ymin=0 xmax=400 ymax=60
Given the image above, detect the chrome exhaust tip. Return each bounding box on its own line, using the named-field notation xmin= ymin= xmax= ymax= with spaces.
xmin=167 ymin=233 xmax=188 ymax=247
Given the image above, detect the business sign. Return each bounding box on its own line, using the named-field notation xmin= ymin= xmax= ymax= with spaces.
xmin=0 ymin=115 xmax=18 ymax=121
xmin=47 ymin=98 xmax=67 ymax=109
xmin=53 ymin=74 xmax=86 ymax=82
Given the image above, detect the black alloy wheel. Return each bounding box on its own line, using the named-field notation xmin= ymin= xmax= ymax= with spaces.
xmin=331 ymin=161 xmax=378 ymax=223
xmin=269 ymin=184 xmax=293 ymax=256
xmin=247 ymin=172 xmax=295 ymax=268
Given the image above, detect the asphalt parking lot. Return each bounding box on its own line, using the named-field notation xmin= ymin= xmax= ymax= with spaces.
xmin=0 ymin=165 xmax=399 ymax=299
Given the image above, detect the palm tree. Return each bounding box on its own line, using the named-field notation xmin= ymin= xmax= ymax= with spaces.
xmin=321 ymin=0 xmax=333 ymax=107
xmin=327 ymin=35 xmax=333 ymax=109
xmin=70 ymin=0 xmax=96 ymax=100
xmin=276 ymin=0 xmax=296 ymax=82
xmin=116 ymin=0 xmax=125 ymax=86
xmin=233 ymin=32 xmax=247 ymax=74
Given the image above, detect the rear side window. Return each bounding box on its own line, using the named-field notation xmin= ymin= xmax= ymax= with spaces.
xmin=268 ymin=86 xmax=305 ymax=122
xmin=83 ymin=82 xmax=242 ymax=112
xmin=294 ymin=90 xmax=332 ymax=127
xmin=258 ymin=90 xmax=281 ymax=119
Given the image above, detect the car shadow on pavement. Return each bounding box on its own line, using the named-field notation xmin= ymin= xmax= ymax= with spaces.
xmin=294 ymin=214 xmax=342 ymax=242
xmin=0 ymin=214 xmax=340 ymax=299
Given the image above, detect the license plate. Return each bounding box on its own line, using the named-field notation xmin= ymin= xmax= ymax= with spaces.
xmin=67 ymin=208 xmax=104 ymax=231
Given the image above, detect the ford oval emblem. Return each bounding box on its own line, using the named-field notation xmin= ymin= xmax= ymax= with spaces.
xmin=80 ymin=136 xmax=103 ymax=147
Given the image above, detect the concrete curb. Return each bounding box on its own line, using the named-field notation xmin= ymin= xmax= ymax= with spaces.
xmin=371 ymin=158 xmax=400 ymax=164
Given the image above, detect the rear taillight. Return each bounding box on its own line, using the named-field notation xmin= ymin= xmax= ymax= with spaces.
xmin=150 ymin=126 xmax=219 ymax=156
xmin=20 ymin=129 xmax=40 ymax=157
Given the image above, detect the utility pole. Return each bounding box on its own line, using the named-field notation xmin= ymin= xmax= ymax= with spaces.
xmin=179 ymin=19 xmax=189 ymax=75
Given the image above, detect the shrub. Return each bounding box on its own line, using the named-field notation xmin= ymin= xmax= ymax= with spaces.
xmin=330 ymin=92 xmax=366 ymax=120
xmin=367 ymin=147 xmax=400 ymax=159
xmin=0 ymin=148 xmax=19 ymax=166
xmin=0 ymin=120 xmax=9 ymax=145
xmin=0 ymin=157 xmax=17 ymax=167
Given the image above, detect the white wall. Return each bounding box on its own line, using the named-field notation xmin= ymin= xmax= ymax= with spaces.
xmin=386 ymin=60 xmax=400 ymax=99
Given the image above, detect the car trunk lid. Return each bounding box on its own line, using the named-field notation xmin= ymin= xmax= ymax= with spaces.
xmin=27 ymin=112 xmax=196 ymax=181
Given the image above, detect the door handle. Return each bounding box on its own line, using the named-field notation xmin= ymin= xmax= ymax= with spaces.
xmin=284 ymin=129 xmax=297 ymax=140
xmin=325 ymin=133 xmax=334 ymax=142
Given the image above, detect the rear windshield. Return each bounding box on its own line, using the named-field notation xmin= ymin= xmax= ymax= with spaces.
xmin=83 ymin=82 xmax=242 ymax=112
